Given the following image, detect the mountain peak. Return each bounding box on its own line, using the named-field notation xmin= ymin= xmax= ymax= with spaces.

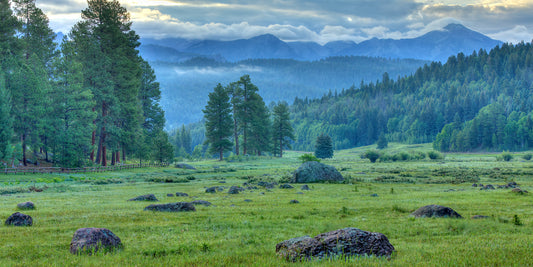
xmin=443 ymin=23 xmax=468 ymax=32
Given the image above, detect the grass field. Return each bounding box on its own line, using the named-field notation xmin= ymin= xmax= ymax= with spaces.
xmin=1 ymin=144 xmax=532 ymax=266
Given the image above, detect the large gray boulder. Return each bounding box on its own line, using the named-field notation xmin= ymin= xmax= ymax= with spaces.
xmin=70 ymin=228 xmax=122 ymax=255
xmin=17 ymin=201 xmax=35 ymax=210
xmin=276 ymin=227 xmax=394 ymax=262
xmin=291 ymin=161 xmax=343 ymax=183
xmin=410 ymin=205 xmax=462 ymax=218
xmin=144 ymin=202 xmax=196 ymax=212
xmin=128 ymin=194 xmax=158 ymax=201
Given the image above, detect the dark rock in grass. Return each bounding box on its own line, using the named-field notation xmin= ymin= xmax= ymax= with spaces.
xmin=175 ymin=192 xmax=189 ymax=197
xmin=246 ymin=186 xmax=259 ymax=190
xmin=507 ymin=182 xmax=518 ymax=188
xmin=175 ymin=163 xmax=196 ymax=170
xmin=70 ymin=228 xmax=122 ymax=255
xmin=290 ymin=200 xmax=299 ymax=204
xmin=191 ymin=200 xmax=212 ymax=207
xmin=257 ymin=181 xmax=276 ymax=189
xmin=512 ymin=188 xmax=528 ymax=194
xmin=291 ymin=161 xmax=343 ymax=183
xmin=472 ymin=183 xmax=478 ymax=187
xmin=144 ymin=202 xmax=196 ymax=212
xmin=276 ymin=227 xmax=394 ymax=262
xmin=228 ymin=186 xmax=244 ymax=194
xmin=244 ymin=199 xmax=253 ymax=202
xmin=297 ymin=192 xmax=304 ymax=195
xmin=300 ymin=184 xmax=310 ymax=191
xmin=5 ymin=212 xmax=33 ymax=226
xmin=17 ymin=201 xmax=35 ymax=210
xmin=280 ymin=184 xmax=294 ymax=189
xmin=410 ymin=205 xmax=462 ymax=218
xmin=166 ymin=193 xmax=174 ymax=197
xmin=205 ymin=186 xmax=224 ymax=193
xmin=370 ymin=193 xmax=379 ymax=197
xmin=480 ymin=184 xmax=495 ymax=190
xmin=219 ymin=181 xmax=226 ymax=184
xmin=472 ymin=215 xmax=489 ymax=219
xmin=128 ymin=194 xmax=158 ymax=201
xmin=260 ymin=192 xmax=265 ymax=195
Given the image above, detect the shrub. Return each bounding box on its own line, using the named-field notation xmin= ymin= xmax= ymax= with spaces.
xmin=427 ymin=150 xmax=444 ymax=160
xmin=363 ymin=150 xmax=380 ymax=163
xmin=299 ymin=153 xmax=321 ymax=163
xmin=522 ymin=153 xmax=532 ymax=161
xmin=501 ymin=152 xmax=513 ymax=162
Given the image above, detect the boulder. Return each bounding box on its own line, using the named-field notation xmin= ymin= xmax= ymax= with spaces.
xmin=280 ymin=184 xmax=294 ymax=189
xmin=512 ymin=188 xmax=528 ymax=194
xmin=5 ymin=212 xmax=33 ymax=226
xmin=410 ymin=205 xmax=462 ymax=218
xmin=289 ymin=199 xmax=299 ymax=204
xmin=128 ymin=194 xmax=158 ymax=201
xmin=70 ymin=228 xmax=122 ymax=255
xmin=291 ymin=161 xmax=343 ymax=183
xmin=191 ymin=200 xmax=212 ymax=207
xmin=276 ymin=227 xmax=394 ymax=262
xmin=144 ymin=202 xmax=196 ymax=212
xmin=257 ymin=181 xmax=276 ymax=189
xmin=166 ymin=193 xmax=174 ymax=197
xmin=17 ymin=201 xmax=35 ymax=210
xmin=175 ymin=192 xmax=189 ymax=197
xmin=480 ymin=184 xmax=495 ymax=190
xmin=205 ymin=186 xmax=224 ymax=193
xmin=300 ymin=185 xmax=310 ymax=191
xmin=228 ymin=186 xmax=244 ymax=194
xmin=175 ymin=163 xmax=196 ymax=170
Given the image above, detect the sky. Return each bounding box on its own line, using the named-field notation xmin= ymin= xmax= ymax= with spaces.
xmin=36 ymin=0 xmax=533 ymax=44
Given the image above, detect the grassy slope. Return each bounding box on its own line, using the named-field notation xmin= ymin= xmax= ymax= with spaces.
xmin=0 ymin=145 xmax=532 ymax=266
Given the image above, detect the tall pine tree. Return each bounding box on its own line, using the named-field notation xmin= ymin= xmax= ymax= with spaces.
xmin=272 ymin=101 xmax=294 ymax=157
xmin=203 ymin=84 xmax=233 ymax=161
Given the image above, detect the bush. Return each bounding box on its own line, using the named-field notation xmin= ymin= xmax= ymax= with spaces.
xmin=427 ymin=150 xmax=444 ymax=160
xmin=501 ymin=152 xmax=513 ymax=162
xmin=299 ymin=153 xmax=321 ymax=163
xmin=363 ymin=150 xmax=380 ymax=163
xmin=522 ymin=153 xmax=532 ymax=161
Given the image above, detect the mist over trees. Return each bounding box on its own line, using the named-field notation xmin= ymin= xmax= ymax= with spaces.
xmin=0 ymin=0 xmax=172 ymax=167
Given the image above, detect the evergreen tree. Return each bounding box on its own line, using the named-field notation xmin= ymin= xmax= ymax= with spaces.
xmin=152 ymin=130 xmax=173 ymax=163
xmin=0 ymin=71 xmax=13 ymax=160
xmin=49 ymin=38 xmax=96 ymax=167
xmin=0 ymin=0 xmax=20 ymax=71
xmin=227 ymin=82 xmax=241 ymax=155
xmin=203 ymin=84 xmax=233 ymax=161
xmin=248 ymin=93 xmax=271 ymax=155
xmin=376 ymin=133 xmax=388 ymax=149
xmin=235 ymin=75 xmax=259 ymax=155
xmin=272 ymin=101 xmax=294 ymax=157
xmin=180 ymin=125 xmax=192 ymax=155
xmin=315 ymin=133 xmax=333 ymax=159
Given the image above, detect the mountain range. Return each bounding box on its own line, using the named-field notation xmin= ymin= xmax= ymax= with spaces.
xmin=140 ymin=24 xmax=502 ymax=63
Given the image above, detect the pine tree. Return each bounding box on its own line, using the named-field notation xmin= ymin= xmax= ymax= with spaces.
xmin=203 ymin=84 xmax=233 ymax=161
xmin=49 ymin=38 xmax=96 ymax=167
xmin=376 ymin=133 xmax=388 ymax=149
xmin=315 ymin=133 xmax=333 ymax=159
xmin=248 ymin=93 xmax=271 ymax=156
xmin=272 ymin=101 xmax=294 ymax=157
xmin=0 ymin=71 xmax=13 ymax=160
xmin=0 ymin=0 xmax=20 ymax=71
xmin=227 ymin=82 xmax=241 ymax=155
xmin=235 ymin=75 xmax=259 ymax=155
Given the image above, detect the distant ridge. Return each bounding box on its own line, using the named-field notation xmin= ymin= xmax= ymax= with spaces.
xmin=140 ymin=24 xmax=502 ymax=62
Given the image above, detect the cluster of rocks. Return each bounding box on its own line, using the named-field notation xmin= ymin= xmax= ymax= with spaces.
xmin=473 ymin=182 xmax=528 ymax=193
xmin=4 ymin=201 xmax=35 ymax=227
xmin=144 ymin=202 xmax=196 ymax=212
xmin=276 ymin=228 xmax=394 ymax=262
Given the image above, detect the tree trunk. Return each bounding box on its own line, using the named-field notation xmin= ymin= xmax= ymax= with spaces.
xmin=122 ymin=146 xmax=126 ymax=162
xmin=102 ymin=145 xmax=107 ymax=166
xmin=219 ymin=150 xmax=223 ymax=161
xmin=243 ymin=122 xmax=247 ymax=155
xmin=116 ymin=150 xmax=120 ymax=163
xmin=234 ymin=116 xmax=239 ymax=155
xmin=22 ymin=133 xmax=27 ymax=166
xmin=111 ymin=151 xmax=115 ymax=165
xmin=90 ymin=107 xmax=96 ymax=161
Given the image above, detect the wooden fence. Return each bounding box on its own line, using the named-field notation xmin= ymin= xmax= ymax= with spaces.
xmin=2 ymin=163 xmax=169 ymax=175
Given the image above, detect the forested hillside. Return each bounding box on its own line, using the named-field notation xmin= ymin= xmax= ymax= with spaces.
xmin=0 ymin=0 xmax=172 ymax=167
xmin=153 ymin=56 xmax=427 ymax=127
xmin=290 ymin=42 xmax=533 ymax=152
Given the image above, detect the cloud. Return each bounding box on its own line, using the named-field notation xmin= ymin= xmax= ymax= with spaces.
xmin=489 ymin=25 xmax=533 ymax=44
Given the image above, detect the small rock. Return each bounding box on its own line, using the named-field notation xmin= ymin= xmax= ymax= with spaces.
xmin=410 ymin=205 xmax=462 ymax=218
xmin=244 ymin=199 xmax=252 ymax=202
xmin=191 ymin=200 xmax=212 ymax=206
xmin=166 ymin=193 xmax=174 ymax=197
xmin=128 ymin=194 xmax=158 ymax=201
xmin=205 ymin=186 xmax=224 ymax=193
xmin=472 ymin=215 xmax=489 ymax=219
xmin=70 ymin=228 xmax=122 ymax=255
xmin=175 ymin=192 xmax=189 ymax=197
xmin=5 ymin=212 xmax=33 ymax=226
xmin=296 ymin=192 xmax=304 ymax=194
xmin=280 ymin=184 xmax=294 ymax=189
xmin=512 ymin=188 xmax=528 ymax=194
xmin=144 ymin=202 xmax=196 ymax=212
xmin=507 ymin=182 xmax=518 ymax=188
xmin=228 ymin=186 xmax=244 ymax=194
xmin=472 ymin=183 xmax=478 ymax=187
xmin=17 ymin=201 xmax=35 ymax=210
xmin=219 ymin=181 xmax=226 ymax=184
xmin=370 ymin=193 xmax=379 ymax=197
xmin=259 ymin=192 xmax=265 ymax=195
xmin=480 ymin=184 xmax=495 ymax=190
xmin=290 ymin=200 xmax=299 ymax=204
xmin=300 ymin=185 xmax=310 ymax=190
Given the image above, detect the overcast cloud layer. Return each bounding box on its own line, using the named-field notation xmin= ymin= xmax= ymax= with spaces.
xmin=37 ymin=0 xmax=533 ymax=44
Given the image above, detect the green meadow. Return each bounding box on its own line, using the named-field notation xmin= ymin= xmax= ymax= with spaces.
xmin=1 ymin=144 xmax=532 ymax=266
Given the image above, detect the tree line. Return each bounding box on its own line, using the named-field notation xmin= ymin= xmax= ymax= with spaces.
xmin=200 ymin=75 xmax=294 ymax=160
xmin=0 ymin=0 xmax=172 ymax=167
